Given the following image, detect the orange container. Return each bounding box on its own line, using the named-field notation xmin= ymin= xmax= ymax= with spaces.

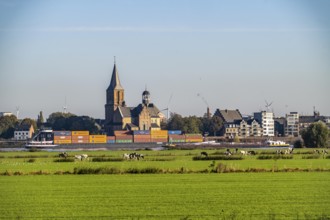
xmin=72 ymin=139 xmax=89 ymax=144
xmin=54 ymin=140 xmax=72 ymax=144
xmin=72 ymin=131 xmax=89 ymax=136
xmin=54 ymin=136 xmax=72 ymax=140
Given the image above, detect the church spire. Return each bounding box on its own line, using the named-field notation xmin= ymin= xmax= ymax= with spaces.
xmin=107 ymin=58 xmax=124 ymax=91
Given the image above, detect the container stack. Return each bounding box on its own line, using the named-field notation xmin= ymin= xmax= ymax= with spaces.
xmin=72 ymin=131 xmax=90 ymax=144
xmin=114 ymin=130 xmax=133 ymax=143
xmin=133 ymin=130 xmax=151 ymax=143
xmin=106 ymin=136 xmax=115 ymax=144
xmin=168 ymin=135 xmax=185 ymax=143
xmin=151 ymin=130 xmax=168 ymax=143
xmin=89 ymin=135 xmax=106 ymax=144
xmin=185 ymin=133 xmax=203 ymax=143
xmin=53 ymin=131 xmax=72 ymax=144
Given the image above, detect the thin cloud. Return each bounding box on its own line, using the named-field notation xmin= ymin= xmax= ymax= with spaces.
xmin=0 ymin=26 xmax=328 ymax=33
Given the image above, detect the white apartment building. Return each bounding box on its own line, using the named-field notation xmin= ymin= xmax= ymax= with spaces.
xmin=254 ymin=111 xmax=275 ymax=137
xmin=285 ymin=112 xmax=299 ymax=137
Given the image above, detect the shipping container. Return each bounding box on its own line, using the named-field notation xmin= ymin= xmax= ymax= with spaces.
xmin=134 ymin=134 xmax=151 ymax=143
xmin=53 ymin=131 xmax=72 ymax=136
xmin=185 ymin=138 xmax=203 ymax=143
xmin=54 ymin=140 xmax=72 ymax=144
xmin=106 ymin=136 xmax=115 ymax=140
xmin=151 ymin=138 xmax=168 ymax=143
xmin=72 ymin=139 xmax=89 ymax=144
xmin=90 ymin=135 xmax=107 ymax=139
xmin=54 ymin=136 xmax=72 ymax=140
xmin=168 ymin=130 xmax=182 ymax=135
xmin=150 ymin=135 xmax=168 ymax=139
xmin=168 ymin=134 xmax=185 ymax=139
xmin=72 ymin=135 xmax=89 ymax=140
xmin=72 ymin=131 xmax=89 ymax=136
xmin=115 ymin=135 xmax=133 ymax=140
xmin=150 ymin=130 xmax=168 ymax=136
xmin=107 ymin=140 xmax=116 ymax=144
xmin=114 ymin=130 xmax=131 ymax=136
xmin=133 ymin=130 xmax=151 ymax=135
xmin=185 ymin=133 xmax=203 ymax=137
xmin=90 ymin=140 xmax=106 ymax=144
xmin=116 ymin=139 xmax=133 ymax=143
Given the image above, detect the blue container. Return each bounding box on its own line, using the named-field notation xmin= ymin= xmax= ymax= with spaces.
xmin=168 ymin=130 xmax=182 ymax=135
xmin=133 ymin=130 xmax=151 ymax=135
xmin=107 ymin=140 xmax=115 ymax=144
xmin=53 ymin=131 xmax=72 ymax=136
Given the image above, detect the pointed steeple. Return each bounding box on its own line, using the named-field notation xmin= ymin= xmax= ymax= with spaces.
xmin=107 ymin=58 xmax=124 ymax=91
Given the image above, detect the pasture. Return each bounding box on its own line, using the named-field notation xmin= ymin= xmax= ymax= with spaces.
xmin=0 ymin=148 xmax=330 ymax=219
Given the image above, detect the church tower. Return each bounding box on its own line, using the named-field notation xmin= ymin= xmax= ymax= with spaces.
xmin=105 ymin=59 xmax=125 ymax=133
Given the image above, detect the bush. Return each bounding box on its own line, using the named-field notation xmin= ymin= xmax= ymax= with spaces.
xmin=193 ymin=156 xmax=243 ymax=161
xmin=257 ymin=155 xmax=273 ymax=160
xmin=54 ymin=158 xmax=75 ymax=162
xmin=26 ymin=159 xmax=36 ymax=163
xmin=92 ymin=157 xmax=123 ymax=162
xmin=73 ymin=167 xmax=121 ymax=174
xmin=302 ymin=155 xmax=321 ymax=159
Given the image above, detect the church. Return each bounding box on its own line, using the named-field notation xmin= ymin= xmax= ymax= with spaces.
xmin=105 ymin=62 xmax=163 ymax=135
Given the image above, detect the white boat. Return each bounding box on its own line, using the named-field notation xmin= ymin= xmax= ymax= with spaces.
xmin=25 ymin=129 xmax=58 ymax=148
xmin=265 ymin=140 xmax=290 ymax=147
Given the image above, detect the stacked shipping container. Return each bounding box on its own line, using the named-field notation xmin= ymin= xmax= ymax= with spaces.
xmin=72 ymin=131 xmax=90 ymax=144
xmin=151 ymin=130 xmax=168 ymax=142
xmin=133 ymin=130 xmax=151 ymax=143
xmin=115 ymin=135 xmax=133 ymax=143
xmin=89 ymin=135 xmax=107 ymax=144
xmin=53 ymin=131 xmax=72 ymax=144
xmin=106 ymin=136 xmax=115 ymax=144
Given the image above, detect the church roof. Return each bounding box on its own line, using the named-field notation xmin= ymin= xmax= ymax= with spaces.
xmin=118 ymin=103 xmax=160 ymax=118
xmin=107 ymin=63 xmax=124 ymax=91
xmin=215 ymin=109 xmax=243 ymax=123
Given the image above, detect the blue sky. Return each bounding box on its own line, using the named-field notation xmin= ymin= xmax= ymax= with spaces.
xmin=0 ymin=0 xmax=329 ymax=119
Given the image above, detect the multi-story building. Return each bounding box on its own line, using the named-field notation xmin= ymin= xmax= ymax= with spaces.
xmin=238 ymin=119 xmax=262 ymax=137
xmin=254 ymin=111 xmax=275 ymax=137
xmin=14 ymin=124 xmax=34 ymax=140
xmin=285 ymin=112 xmax=299 ymax=137
xmin=214 ymin=109 xmax=243 ymax=137
xmin=274 ymin=117 xmax=285 ymax=137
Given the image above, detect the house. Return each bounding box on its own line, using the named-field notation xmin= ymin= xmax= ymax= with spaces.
xmin=14 ymin=124 xmax=34 ymax=140
xmin=214 ymin=109 xmax=243 ymax=137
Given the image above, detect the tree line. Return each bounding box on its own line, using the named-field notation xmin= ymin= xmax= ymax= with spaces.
xmin=0 ymin=112 xmax=328 ymax=148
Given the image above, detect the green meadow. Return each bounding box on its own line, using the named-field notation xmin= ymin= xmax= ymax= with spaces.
xmin=0 ymin=148 xmax=330 ymax=219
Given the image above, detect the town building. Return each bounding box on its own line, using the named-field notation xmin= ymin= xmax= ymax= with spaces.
xmin=0 ymin=112 xmax=13 ymax=117
xmin=274 ymin=117 xmax=285 ymax=137
xmin=105 ymin=62 xmax=162 ymax=135
xmin=14 ymin=124 xmax=34 ymax=140
xmin=214 ymin=109 xmax=243 ymax=137
xmin=254 ymin=111 xmax=275 ymax=137
xmin=285 ymin=112 xmax=299 ymax=137
xmin=238 ymin=119 xmax=262 ymax=137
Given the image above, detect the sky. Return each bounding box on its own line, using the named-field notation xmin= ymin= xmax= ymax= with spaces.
xmin=0 ymin=0 xmax=329 ymax=120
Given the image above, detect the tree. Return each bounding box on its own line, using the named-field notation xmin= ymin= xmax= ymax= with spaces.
xmin=209 ymin=116 xmax=223 ymax=136
xmin=0 ymin=115 xmax=18 ymax=139
xmin=301 ymin=121 xmax=329 ymax=148
xmin=21 ymin=118 xmax=37 ymax=130
xmin=182 ymin=116 xmax=202 ymax=134
xmin=167 ymin=114 xmax=184 ymax=131
xmin=37 ymin=111 xmax=45 ymax=127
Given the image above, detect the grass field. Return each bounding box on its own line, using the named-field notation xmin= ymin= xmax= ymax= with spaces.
xmin=0 ymin=148 xmax=330 ymax=219
xmin=1 ymin=173 xmax=329 ymax=219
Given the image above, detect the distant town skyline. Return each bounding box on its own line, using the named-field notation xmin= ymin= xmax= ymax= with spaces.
xmin=0 ymin=0 xmax=329 ymax=119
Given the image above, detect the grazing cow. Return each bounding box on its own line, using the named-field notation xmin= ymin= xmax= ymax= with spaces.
xmin=225 ymin=149 xmax=232 ymax=156
xmin=235 ymin=148 xmax=239 ymax=154
xmin=123 ymin=153 xmax=130 ymax=160
xmin=248 ymin=150 xmax=256 ymax=155
xmin=74 ymin=154 xmax=88 ymax=161
xmin=59 ymin=152 xmax=68 ymax=159
xmin=240 ymin=150 xmax=248 ymax=156
xmin=75 ymin=155 xmax=82 ymax=161
xmin=322 ymin=150 xmax=328 ymax=154
xmin=314 ymin=149 xmax=320 ymax=154
xmin=201 ymin=152 xmax=208 ymax=157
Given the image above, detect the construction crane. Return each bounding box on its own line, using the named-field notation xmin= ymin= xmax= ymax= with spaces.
xmin=197 ymin=93 xmax=211 ymax=118
xmin=160 ymin=94 xmax=173 ymax=120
